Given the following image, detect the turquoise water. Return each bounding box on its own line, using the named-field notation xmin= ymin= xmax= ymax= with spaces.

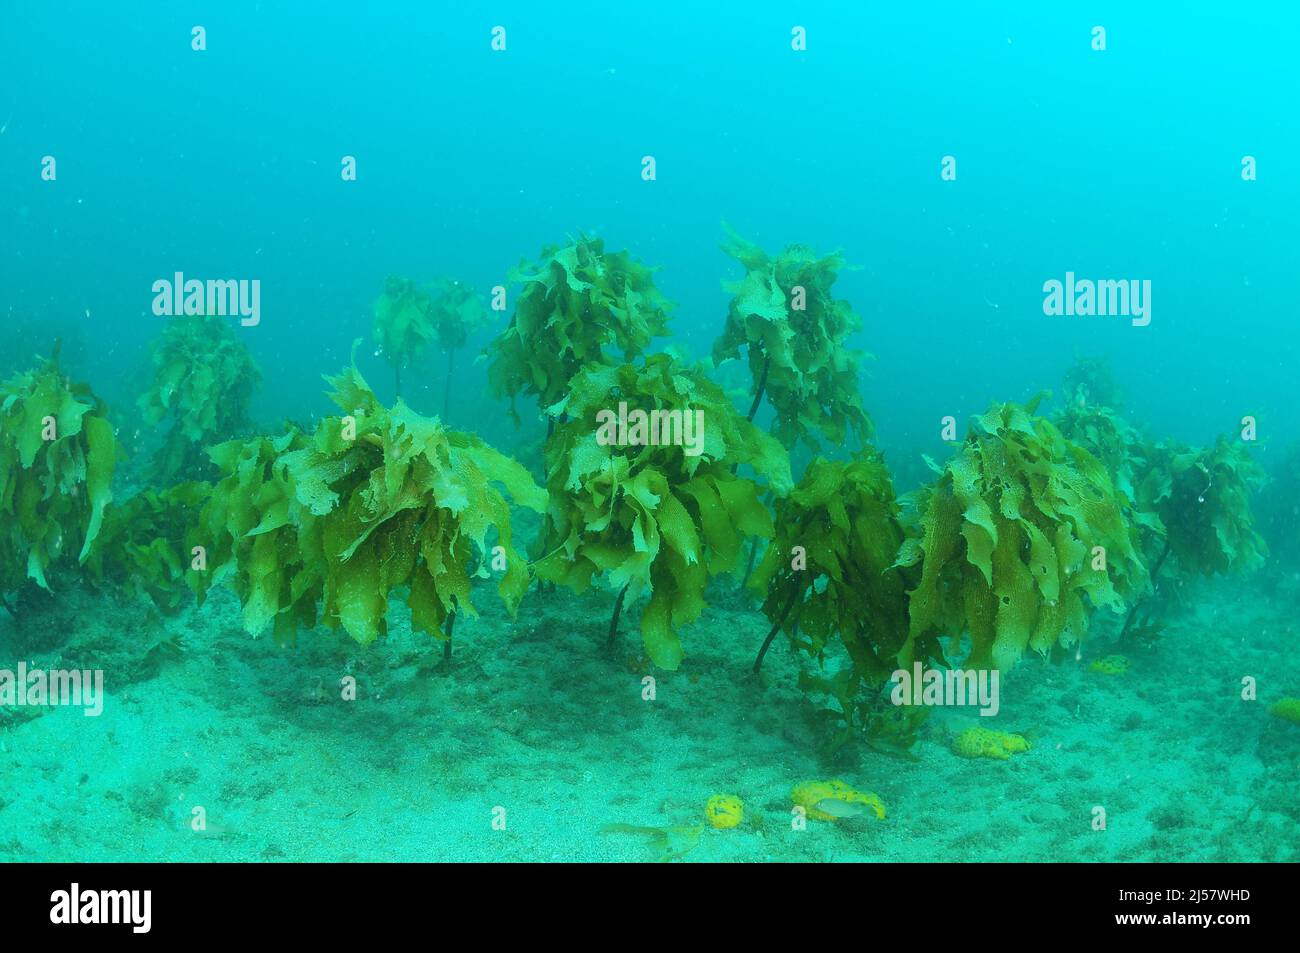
xmin=1 ymin=3 xmax=1297 ymax=862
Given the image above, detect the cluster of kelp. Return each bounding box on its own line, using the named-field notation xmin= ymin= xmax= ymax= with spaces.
xmin=0 ymin=232 xmax=1275 ymax=753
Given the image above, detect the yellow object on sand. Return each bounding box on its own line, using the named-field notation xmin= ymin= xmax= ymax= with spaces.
xmin=951 ymin=725 xmax=1031 ymax=761
xmin=790 ymin=779 xmax=885 ymax=822
xmin=1089 ymin=654 xmax=1130 ymax=675
xmin=705 ymin=794 xmax=744 ymax=829
xmin=1268 ymin=698 xmax=1300 ymax=724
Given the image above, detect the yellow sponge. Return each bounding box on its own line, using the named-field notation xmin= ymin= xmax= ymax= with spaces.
xmin=951 ymin=725 xmax=1031 ymax=761
xmin=1089 ymin=654 xmax=1130 ymax=675
xmin=705 ymin=794 xmax=744 ymax=829
xmin=790 ymin=779 xmax=885 ymax=821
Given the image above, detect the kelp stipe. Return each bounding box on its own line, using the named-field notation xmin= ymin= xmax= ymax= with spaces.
xmin=535 ymin=355 xmax=790 ymax=669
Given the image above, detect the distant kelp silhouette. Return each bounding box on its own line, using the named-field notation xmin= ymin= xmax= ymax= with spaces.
xmin=138 ymin=312 xmax=261 ymax=483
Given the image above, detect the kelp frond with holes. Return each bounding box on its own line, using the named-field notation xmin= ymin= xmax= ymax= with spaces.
xmin=895 ymin=396 xmax=1148 ymax=671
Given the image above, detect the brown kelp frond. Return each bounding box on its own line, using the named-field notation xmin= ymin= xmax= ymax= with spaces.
xmin=536 ymin=354 xmax=790 ymax=669
xmin=711 ymin=224 xmax=872 ymax=450
xmin=196 ymin=356 xmax=544 ymax=647
xmin=899 ymin=398 xmax=1148 ymax=671
xmin=486 ymin=235 xmax=673 ymax=422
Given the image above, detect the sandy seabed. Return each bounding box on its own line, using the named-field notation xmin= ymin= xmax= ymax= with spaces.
xmin=2 ymin=573 xmax=1298 ymax=863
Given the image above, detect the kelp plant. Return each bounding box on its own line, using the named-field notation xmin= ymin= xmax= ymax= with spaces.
xmin=428 ymin=278 xmax=490 ymax=420
xmin=195 ymin=355 xmax=546 ymax=650
xmin=138 ymin=313 xmax=261 ymax=482
xmin=1118 ymin=435 xmax=1267 ymax=638
xmin=747 ymin=450 xmax=918 ymax=754
xmin=1054 ymin=399 xmax=1162 ymax=542
xmin=0 ymin=352 xmax=118 ymax=606
xmin=486 ymin=235 xmax=673 ymax=427
xmin=711 ymin=225 xmax=872 ymax=450
xmin=1135 ymin=436 xmax=1266 ymax=577
xmin=535 ymin=354 xmax=791 ymax=669
xmin=1062 ymin=355 xmax=1122 ymax=410
xmin=896 ymin=397 xmax=1149 ymax=671
xmin=1258 ymin=441 xmax=1300 ymax=567
xmin=373 ymin=276 xmax=436 ymax=399
xmin=85 ymin=482 xmax=209 ymax=615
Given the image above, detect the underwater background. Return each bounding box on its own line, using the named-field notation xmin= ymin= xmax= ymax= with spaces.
xmin=1 ymin=2 xmax=1298 ymax=862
